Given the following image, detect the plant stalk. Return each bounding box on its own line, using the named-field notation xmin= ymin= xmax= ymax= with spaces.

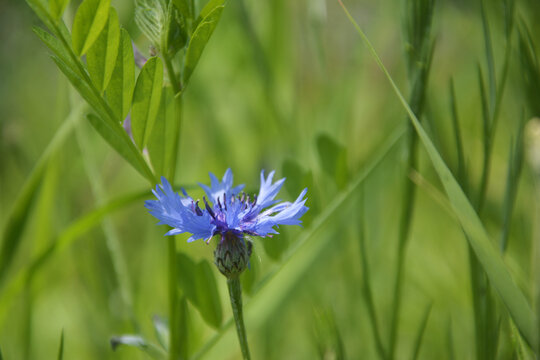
xmin=227 ymin=277 xmax=251 ymax=360
xmin=168 ymin=236 xmax=180 ymax=360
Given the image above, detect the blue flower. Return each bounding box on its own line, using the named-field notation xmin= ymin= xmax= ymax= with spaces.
xmin=145 ymin=169 xmax=309 ymax=243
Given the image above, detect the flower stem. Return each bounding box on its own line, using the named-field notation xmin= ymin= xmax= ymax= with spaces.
xmin=227 ymin=277 xmax=251 ymax=360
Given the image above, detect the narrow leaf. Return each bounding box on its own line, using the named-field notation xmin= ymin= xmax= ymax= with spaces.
xmin=50 ymin=55 xmax=109 ymax=121
xmin=410 ymin=303 xmax=432 ymax=360
xmin=86 ymin=113 xmax=156 ymax=183
xmin=337 ymin=1 xmax=539 ymax=349
xmin=194 ymin=0 xmax=225 ymax=29
xmin=316 ymin=134 xmax=348 ymax=189
xmin=57 ymin=329 xmax=64 ymax=360
xmin=183 ymin=6 xmax=224 ymax=86
xmin=148 ymin=87 xmax=176 ymax=176
xmin=106 ymin=29 xmax=135 ymax=121
xmin=49 ymin=0 xmax=70 ymax=20
xmin=26 ymin=0 xmax=56 ymax=32
xmin=172 ymin=0 xmax=191 ymax=20
xmin=71 ymin=0 xmax=110 ymax=56
xmin=87 ymin=7 xmax=120 ymax=93
xmin=131 ymin=57 xmax=163 ymax=149
xmin=33 ymin=26 xmax=83 ymax=79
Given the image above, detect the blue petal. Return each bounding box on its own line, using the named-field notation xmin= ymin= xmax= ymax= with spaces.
xmin=146 ymin=177 xmax=216 ymax=241
xmin=245 ymin=188 xmax=309 ymax=236
xmin=198 ymin=168 xmax=245 ymax=204
xmin=255 ymin=170 xmax=285 ymax=209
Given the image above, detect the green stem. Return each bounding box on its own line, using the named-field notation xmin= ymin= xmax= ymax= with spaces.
xmin=388 ymin=126 xmax=418 ymax=360
xmin=227 ymin=277 xmax=251 ymax=360
xmin=163 ymin=53 xmax=182 ymax=95
xmin=162 ymin=51 xmax=183 ymax=360
xmin=168 ymin=237 xmax=180 ymax=360
xmin=358 ymin=201 xmax=387 ymax=360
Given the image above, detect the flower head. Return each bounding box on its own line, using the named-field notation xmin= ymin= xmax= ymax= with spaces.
xmin=145 ymin=169 xmax=308 ymax=243
xmin=145 ymin=169 xmax=308 ymax=277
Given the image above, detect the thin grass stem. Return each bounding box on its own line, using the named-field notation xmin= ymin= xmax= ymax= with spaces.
xmin=358 ymin=197 xmax=387 ymax=360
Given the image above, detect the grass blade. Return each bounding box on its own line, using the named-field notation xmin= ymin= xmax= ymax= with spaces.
xmin=410 ymin=303 xmax=432 ymax=360
xmin=57 ymin=329 xmax=64 ymax=360
xmin=448 ymin=78 xmax=465 ymax=186
xmin=337 ymin=0 xmax=538 ymax=350
xmin=358 ymin=192 xmax=387 ymax=360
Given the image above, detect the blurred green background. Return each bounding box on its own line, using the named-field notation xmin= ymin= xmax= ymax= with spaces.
xmin=1 ymin=0 xmax=539 ymax=358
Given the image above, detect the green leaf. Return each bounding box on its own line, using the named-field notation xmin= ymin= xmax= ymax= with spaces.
xmin=106 ymin=29 xmax=135 ymax=121
xmin=27 ymin=0 xmax=56 ymax=31
xmin=337 ymin=2 xmax=539 ymax=349
xmin=176 ymin=254 xmax=222 ymax=329
xmin=87 ymin=7 xmax=120 ymax=93
xmin=71 ymin=0 xmax=110 ymax=56
xmin=316 ymin=134 xmax=348 ymax=189
xmin=49 ymin=55 xmax=154 ymax=183
xmin=183 ymin=6 xmax=224 ymax=86
xmin=148 ymin=87 xmax=176 ymax=177
xmin=172 ymin=0 xmax=191 ymax=19
xmin=195 ymin=260 xmax=222 ymax=328
xmin=33 ymin=27 xmax=83 ymax=79
xmin=49 ymin=0 xmax=70 ymax=20
xmin=131 ymin=57 xmax=163 ymax=150
xmin=86 ymin=113 xmax=156 ymax=183
xmin=57 ymin=329 xmax=64 ymax=360
xmin=194 ymin=0 xmax=225 ymax=29
xmin=50 ymin=55 xmax=108 ymax=119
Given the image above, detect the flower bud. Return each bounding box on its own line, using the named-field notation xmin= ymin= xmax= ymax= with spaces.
xmin=214 ymin=232 xmax=252 ymax=278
